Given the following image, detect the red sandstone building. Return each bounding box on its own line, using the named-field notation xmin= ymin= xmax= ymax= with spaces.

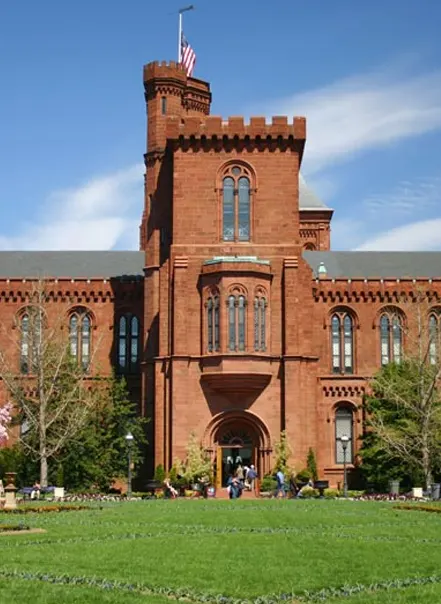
xmin=1 ymin=60 xmax=441 ymax=488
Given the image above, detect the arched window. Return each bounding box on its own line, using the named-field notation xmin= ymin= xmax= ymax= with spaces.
xmin=206 ymin=295 xmax=220 ymax=353
xmin=221 ymin=164 xmax=252 ymax=242
xmin=335 ymin=406 xmax=353 ymax=464
xmin=254 ymin=295 xmax=267 ymax=352
xmin=228 ymin=294 xmax=247 ymax=352
xmin=19 ymin=307 xmax=42 ymax=374
xmin=429 ymin=313 xmax=440 ymax=365
xmin=380 ymin=310 xmax=403 ymax=366
xmin=117 ymin=314 xmax=140 ymax=372
xmin=20 ymin=313 xmax=30 ymax=374
xmin=331 ymin=311 xmax=354 ymax=374
xmin=69 ymin=309 xmax=92 ymax=370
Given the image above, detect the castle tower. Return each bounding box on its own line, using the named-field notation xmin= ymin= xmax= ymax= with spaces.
xmin=141 ymin=60 xmax=319 ymax=480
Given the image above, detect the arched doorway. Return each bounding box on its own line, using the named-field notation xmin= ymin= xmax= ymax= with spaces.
xmin=204 ymin=411 xmax=272 ymax=489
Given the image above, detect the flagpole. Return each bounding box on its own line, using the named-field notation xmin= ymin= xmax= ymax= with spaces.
xmin=178 ymin=11 xmax=182 ymax=62
xmin=178 ymin=5 xmax=195 ymax=63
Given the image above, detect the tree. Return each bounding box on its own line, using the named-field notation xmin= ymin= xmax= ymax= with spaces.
xmin=306 ymin=447 xmax=318 ymax=481
xmin=273 ymin=430 xmax=292 ymax=474
xmin=58 ymin=374 xmax=148 ymax=491
xmin=182 ymin=432 xmax=211 ymax=484
xmin=360 ymin=293 xmax=441 ymax=490
xmin=0 ymin=403 xmax=12 ymax=444
xmin=0 ymin=280 xmax=100 ymax=487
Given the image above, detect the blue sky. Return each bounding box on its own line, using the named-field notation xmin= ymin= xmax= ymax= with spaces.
xmin=1 ymin=0 xmax=440 ymax=251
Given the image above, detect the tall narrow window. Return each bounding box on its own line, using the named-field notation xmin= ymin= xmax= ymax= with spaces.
xmin=161 ymin=96 xmax=167 ymax=115
xmin=223 ymin=177 xmax=235 ymax=241
xmin=380 ymin=315 xmax=390 ymax=365
xmin=206 ymin=296 xmax=220 ymax=353
xmin=331 ymin=311 xmax=353 ymax=374
xmin=238 ymin=295 xmax=246 ymax=351
xmin=254 ymin=295 xmax=267 ymax=352
xmin=429 ymin=313 xmax=440 ymax=365
xmin=221 ymin=164 xmax=252 ymax=242
xmin=69 ymin=310 xmax=92 ymax=370
xmin=20 ymin=314 xmax=30 ymax=374
xmin=238 ymin=177 xmax=250 ymax=241
xmin=228 ymin=295 xmax=236 ymax=351
xmin=19 ymin=308 xmax=43 ymax=374
xmin=335 ymin=406 xmax=353 ymax=464
xmin=228 ymin=293 xmax=247 ymax=352
xmin=117 ymin=314 xmax=140 ymax=372
xmin=379 ymin=311 xmax=403 ymax=366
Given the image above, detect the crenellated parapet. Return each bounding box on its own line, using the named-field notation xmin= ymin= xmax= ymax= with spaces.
xmin=165 ymin=115 xmax=306 ymax=141
xmin=143 ymin=61 xmax=211 ymax=112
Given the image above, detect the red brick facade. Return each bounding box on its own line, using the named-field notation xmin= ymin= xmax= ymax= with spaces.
xmin=2 ymin=60 xmax=441 ymax=488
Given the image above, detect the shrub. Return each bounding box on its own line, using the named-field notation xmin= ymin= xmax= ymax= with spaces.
xmin=260 ymin=476 xmax=277 ymax=492
xmin=324 ymin=488 xmax=341 ymax=499
xmin=154 ymin=465 xmax=166 ymax=483
xmin=306 ymin=448 xmax=318 ymax=481
xmin=56 ymin=464 xmax=64 ymax=488
xmin=347 ymin=490 xmax=365 ymax=498
xmin=300 ymin=486 xmax=319 ymax=498
xmin=296 ymin=468 xmax=312 ymax=483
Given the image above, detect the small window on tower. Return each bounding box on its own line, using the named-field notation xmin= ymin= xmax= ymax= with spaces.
xmin=161 ymin=97 xmax=167 ymax=115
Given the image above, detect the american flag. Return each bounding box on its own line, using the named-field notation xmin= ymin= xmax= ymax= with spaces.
xmin=180 ymin=32 xmax=196 ymax=77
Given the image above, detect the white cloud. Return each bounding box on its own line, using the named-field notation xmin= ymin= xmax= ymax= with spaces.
xmin=263 ymin=68 xmax=441 ymax=174
xmin=0 ymin=164 xmax=143 ymax=251
xmin=355 ymin=218 xmax=441 ymax=251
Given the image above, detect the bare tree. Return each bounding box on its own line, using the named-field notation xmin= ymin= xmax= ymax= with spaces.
xmin=0 ymin=280 xmax=100 ymax=487
xmin=366 ymin=291 xmax=441 ymax=489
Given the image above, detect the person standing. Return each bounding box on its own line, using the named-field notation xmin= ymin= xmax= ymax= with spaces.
xmin=247 ymin=465 xmax=257 ymax=492
xmin=276 ymin=469 xmax=285 ymax=498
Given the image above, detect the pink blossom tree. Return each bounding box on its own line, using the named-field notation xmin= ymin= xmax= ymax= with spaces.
xmin=0 ymin=403 xmax=12 ymax=444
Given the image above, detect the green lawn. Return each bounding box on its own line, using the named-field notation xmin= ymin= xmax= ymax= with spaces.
xmin=1 ymin=499 xmax=441 ymax=603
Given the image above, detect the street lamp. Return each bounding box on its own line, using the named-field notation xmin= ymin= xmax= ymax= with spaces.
xmin=340 ymin=435 xmax=350 ymax=498
xmin=125 ymin=432 xmax=134 ymax=499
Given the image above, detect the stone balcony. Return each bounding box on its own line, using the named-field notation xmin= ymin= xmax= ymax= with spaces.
xmin=200 ymin=354 xmax=273 ymax=394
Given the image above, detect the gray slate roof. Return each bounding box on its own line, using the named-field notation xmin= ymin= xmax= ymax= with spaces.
xmin=0 ymin=251 xmax=145 ymax=279
xmin=303 ymin=251 xmax=441 ymax=279
xmin=1 ymin=250 xmax=440 ymax=281
xmin=299 ymin=174 xmax=330 ymax=210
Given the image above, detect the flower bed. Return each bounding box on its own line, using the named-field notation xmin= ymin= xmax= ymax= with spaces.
xmin=0 ymin=504 xmax=90 ymax=514
xmin=0 ymin=523 xmax=30 ymax=531
xmin=394 ymin=504 xmax=441 ymax=514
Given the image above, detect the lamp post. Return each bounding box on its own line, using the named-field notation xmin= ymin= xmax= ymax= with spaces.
xmin=340 ymin=435 xmax=349 ymax=498
xmin=125 ymin=432 xmax=134 ymax=499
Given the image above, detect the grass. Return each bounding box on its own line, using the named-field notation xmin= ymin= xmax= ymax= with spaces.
xmin=0 ymin=499 xmax=441 ymax=602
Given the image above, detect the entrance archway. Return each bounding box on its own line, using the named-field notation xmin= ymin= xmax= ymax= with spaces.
xmin=204 ymin=411 xmax=272 ymax=489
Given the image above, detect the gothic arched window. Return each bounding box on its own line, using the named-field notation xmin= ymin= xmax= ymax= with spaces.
xmin=206 ymin=295 xmax=220 ymax=353
xmin=19 ymin=307 xmax=42 ymax=374
xmin=20 ymin=313 xmax=30 ymax=374
xmin=221 ymin=164 xmax=252 ymax=242
xmin=69 ymin=309 xmax=92 ymax=370
xmin=429 ymin=312 xmax=441 ymax=365
xmin=331 ymin=311 xmax=354 ymax=374
xmin=335 ymin=406 xmax=354 ymax=464
xmin=380 ymin=310 xmax=403 ymax=366
xmin=228 ymin=293 xmax=247 ymax=352
xmin=117 ymin=314 xmax=140 ymax=372
xmin=254 ymin=294 xmax=267 ymax=352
